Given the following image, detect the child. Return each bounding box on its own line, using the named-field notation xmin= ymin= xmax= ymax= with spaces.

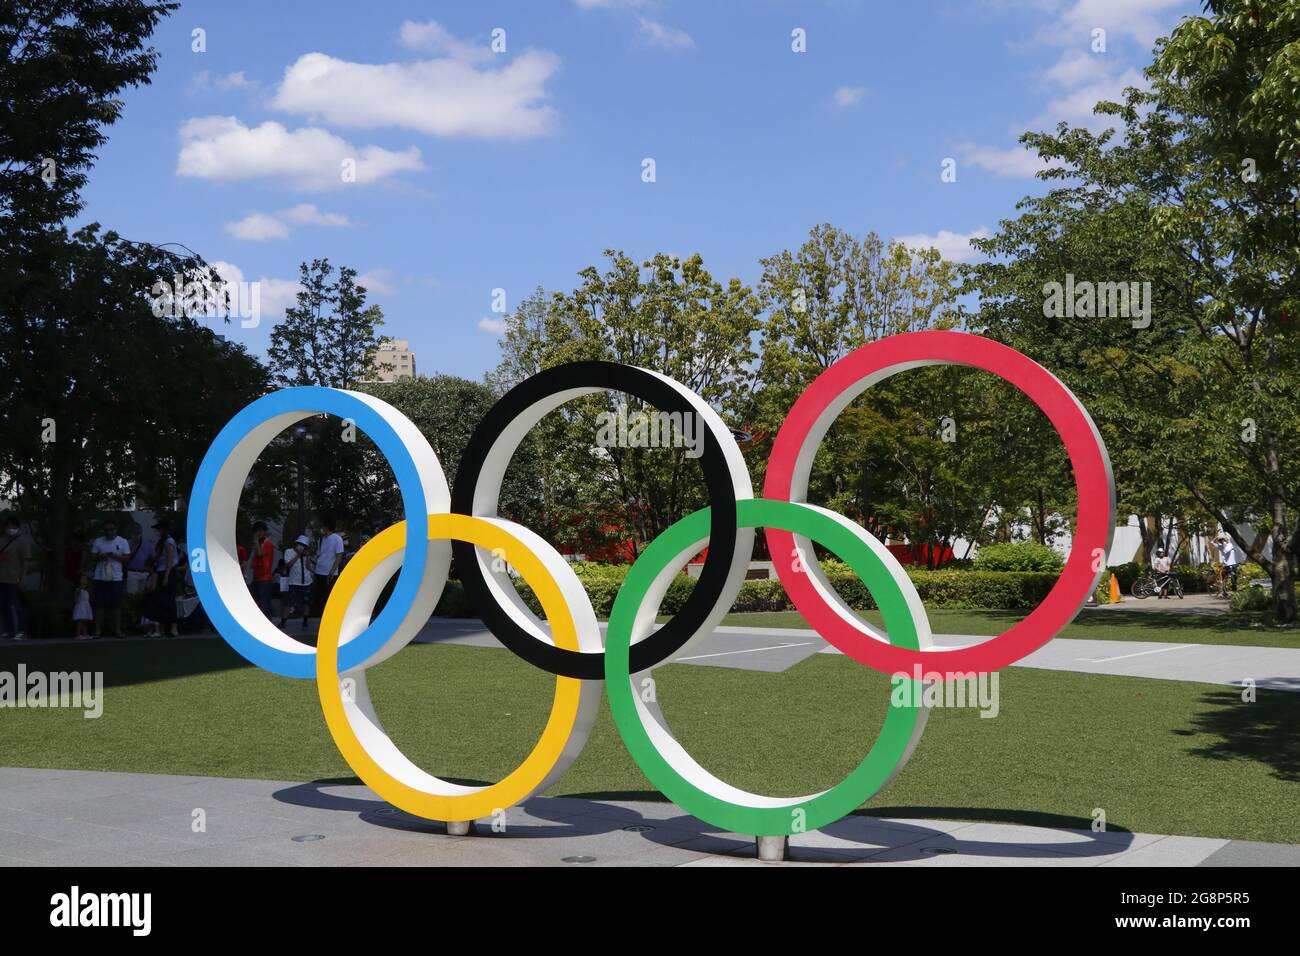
xmin=73 ymin=574 xmax=93 ymax=639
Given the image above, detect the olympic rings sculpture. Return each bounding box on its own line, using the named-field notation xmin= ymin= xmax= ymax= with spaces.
xmin=188 ymin=330 xmax=1115 ymax=838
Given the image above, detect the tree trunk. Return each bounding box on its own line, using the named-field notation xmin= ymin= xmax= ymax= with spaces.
xmin=1271 ymin=546 xmax=1297 ymax=623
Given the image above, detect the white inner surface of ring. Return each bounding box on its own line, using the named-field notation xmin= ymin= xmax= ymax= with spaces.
xmin=336 ymin=519 xmax=604 ymax=797
xmin=788 ymin=359 xmax=942 ymax=645
xmin=788 ymin=357 xmax=1116 ymax=644
xmin=204 ymin=392 xmax=449 ymax=667
xmin=626 ymin=509 xmax=931 ymax=809
xmin=470 ymin=373 xmax=754 ymax=661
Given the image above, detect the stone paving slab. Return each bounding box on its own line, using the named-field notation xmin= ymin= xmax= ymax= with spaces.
xmin=0 ymin=768 xmax=1291 ymax=867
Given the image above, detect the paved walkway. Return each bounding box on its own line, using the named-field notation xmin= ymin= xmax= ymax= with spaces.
xmin=415 ymin=619 xmax=1300 ymax=691
xmin=1092 ymin=593 xmax=1230 ymax=616
xmin=9 ymin=618 xmax=1300 ymax=691
xmin=1 ymin=768 xmax=1293 ymax=867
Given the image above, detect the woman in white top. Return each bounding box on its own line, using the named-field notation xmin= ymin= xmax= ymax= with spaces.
xmin=278 ymin=535 xmax=314 ymax=630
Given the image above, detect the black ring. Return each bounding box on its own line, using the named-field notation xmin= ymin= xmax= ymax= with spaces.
xmin=450 ymin=361 xmax=747 ymax=679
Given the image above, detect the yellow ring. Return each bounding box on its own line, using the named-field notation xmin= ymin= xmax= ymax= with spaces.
xmin=316 ymin=514 xmax=585 ymax=821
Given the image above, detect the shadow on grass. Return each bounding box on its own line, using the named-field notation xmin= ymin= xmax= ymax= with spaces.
xmin=1072 ymin=607 xmax=1283 ymax=635
xmin=1175 ymin=685 xmax=1300 ymax=782
xmin=0 ymin=637 xmax=253 ymax=688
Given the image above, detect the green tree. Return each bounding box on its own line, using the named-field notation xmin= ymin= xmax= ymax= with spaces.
xmin=267 ymin=260 xmax=386 ymax=389
xmin=745 ymin=225 xmax=1045 ymax=564
xmin=490 ymin=251 xmax=762 ymax=555
xmin=263 ymin=260 xmax=392 ymax=532
xmin=971 ymin=0 xmax=1300 ymax=619
xmin=0 ymin=0 xmax=176 ymax=232
xmin=358 ymin=375 xmax=544 ymax=530
xmin=0 ymin=1 xmax=269 ymax=627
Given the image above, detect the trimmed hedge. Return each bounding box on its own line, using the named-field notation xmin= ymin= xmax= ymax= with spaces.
xmin=431 ymin=560 xmax=1063 ymax=618
xmin=972 ymin=542 xmax=1064 ymax=573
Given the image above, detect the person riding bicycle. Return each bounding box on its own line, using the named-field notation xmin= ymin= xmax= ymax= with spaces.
xmin=1152 ymin=548 xmax=1174 ymax=599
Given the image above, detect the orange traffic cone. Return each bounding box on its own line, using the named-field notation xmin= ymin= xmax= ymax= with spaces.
xmin=1109 ymin=572 xmax=1121 ymax=604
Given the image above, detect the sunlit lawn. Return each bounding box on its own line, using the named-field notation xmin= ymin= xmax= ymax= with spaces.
xmin=2 ymin=637 xmax=1297 ymax=843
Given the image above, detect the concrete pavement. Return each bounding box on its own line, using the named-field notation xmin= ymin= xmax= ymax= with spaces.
xmin=1 ymin=768 xmax=1292 ymax=867
xmin=412 ymin=618 xmax=1300 ymax=690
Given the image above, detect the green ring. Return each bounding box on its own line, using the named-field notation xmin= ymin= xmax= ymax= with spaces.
xmin=605 ymin=498 xmax=927 ymax=837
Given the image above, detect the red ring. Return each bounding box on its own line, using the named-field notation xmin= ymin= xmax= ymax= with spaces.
xmin=764 ymin=330 xmax=1115 ymax=677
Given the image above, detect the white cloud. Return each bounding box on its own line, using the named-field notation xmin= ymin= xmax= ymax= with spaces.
xmin=271 ymin=49 xmax=560 ymax=140
xmin=1041 ymin=0 xmax=1188 ymax=48
xmin=357 ymin=268 xmax=397 ymax=296
xmin=832 ymin=85 xmax=866 ymax=108
xmin=207 ymin=261 xmax=303 ymax=322
xmin=1028 ymin=62 xmax=1144 ymax=131
xmin=398 ymin=20 xmax=492 ymax=62
xmin=958 ymin=0 xmax=1176 ymax=178
xmin=957 ymin=143 xmax=1050 ymax=178
xmin=177 ymin=116 xmax=424 ymax=190
xmin=637 ymin=17 xmax=694 ymax=51
xmin=477 ymin=316 xmax=507 ymax=336
xmin=225 ymin=203 xmax=351 ymax=241
xmin=189 ymin=70 xmax=257 ymax=94
xmin=893 ymin=227 xmax=992 ymax=263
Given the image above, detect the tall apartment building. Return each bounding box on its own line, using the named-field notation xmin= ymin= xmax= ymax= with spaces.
xmin=372 ymin=339 xmax=417 ymax=381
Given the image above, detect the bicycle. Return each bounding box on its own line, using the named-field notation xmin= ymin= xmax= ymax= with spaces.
xmin=1130 ymin=569 xmax=1184 ymax=600
xmin=1204 ymin=563 xmax=1228 ymax=598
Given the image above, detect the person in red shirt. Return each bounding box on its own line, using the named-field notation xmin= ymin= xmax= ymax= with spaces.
xmin=249 ymin=521 xmax=278 ymax=618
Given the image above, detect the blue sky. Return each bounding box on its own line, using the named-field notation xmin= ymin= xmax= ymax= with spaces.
xmin=79 ymin=0 xmax=1198 ymax=379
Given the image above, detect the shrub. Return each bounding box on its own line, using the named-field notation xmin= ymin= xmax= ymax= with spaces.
xmin=1231 ymin=585 xmax=1271 ymax=612
xmin=432 ymin=579 xmax=473 ymax=617
xmin=1174 ymin=565 xmax=1207 ymax=593
xmin=1108 ymin=561 xmax=1142 ymax=592
xmin=733 ymin=578 xmax=792 ymax=613
xmin=1240 ymin=561 xmax=1268 ymax=585
xmin=972 ymin=542 xmax=1064 ymax=573
xmin=429 ymin=560 xmax=1066 ymax=617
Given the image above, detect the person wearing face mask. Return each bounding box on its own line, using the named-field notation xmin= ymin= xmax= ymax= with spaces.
xmin=0 ymin=516 xmax=32 ymax=640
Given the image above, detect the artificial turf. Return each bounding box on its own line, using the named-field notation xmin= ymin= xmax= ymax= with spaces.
xmin=1 ymin=637 xmax=1296 ymax=843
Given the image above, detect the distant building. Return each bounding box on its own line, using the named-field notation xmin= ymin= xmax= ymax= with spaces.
xmin=371 ymin=339 xmax=416 ymax=381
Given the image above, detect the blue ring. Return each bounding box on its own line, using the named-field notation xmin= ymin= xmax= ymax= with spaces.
xmin=187 ymin=387 xmax=430 ymax=678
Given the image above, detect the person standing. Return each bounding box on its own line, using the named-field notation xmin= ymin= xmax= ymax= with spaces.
xmin=1215 ymin=532 xmax=1242 ymax=592
xmin=90 ymin=520 xmax=130 ymax=637
xmin=311 ymin=517 xmax=345 ymax=621
xmin=125 ymin=528 xmax=154 ymax=596
xmin=0 ymin=515 xmax=32 ymax=640
xmin=1152 ymin=547 xmax=1173 ymax=599
xmin=249 ymin=521 xmax=278 ymax=618
xmin=72 ymin=574 xmax=93 ymax=640
xmin=146 ymin=523 xmax=180 ymax=637
xmin=278 ymin=535 xmax=314 ymax=630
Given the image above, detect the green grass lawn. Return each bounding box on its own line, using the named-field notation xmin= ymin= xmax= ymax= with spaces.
xmin=717 ymin=607 xmax=1300 ymax=647
xmin=2 ymin=638 xmax=1297 ymax=843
